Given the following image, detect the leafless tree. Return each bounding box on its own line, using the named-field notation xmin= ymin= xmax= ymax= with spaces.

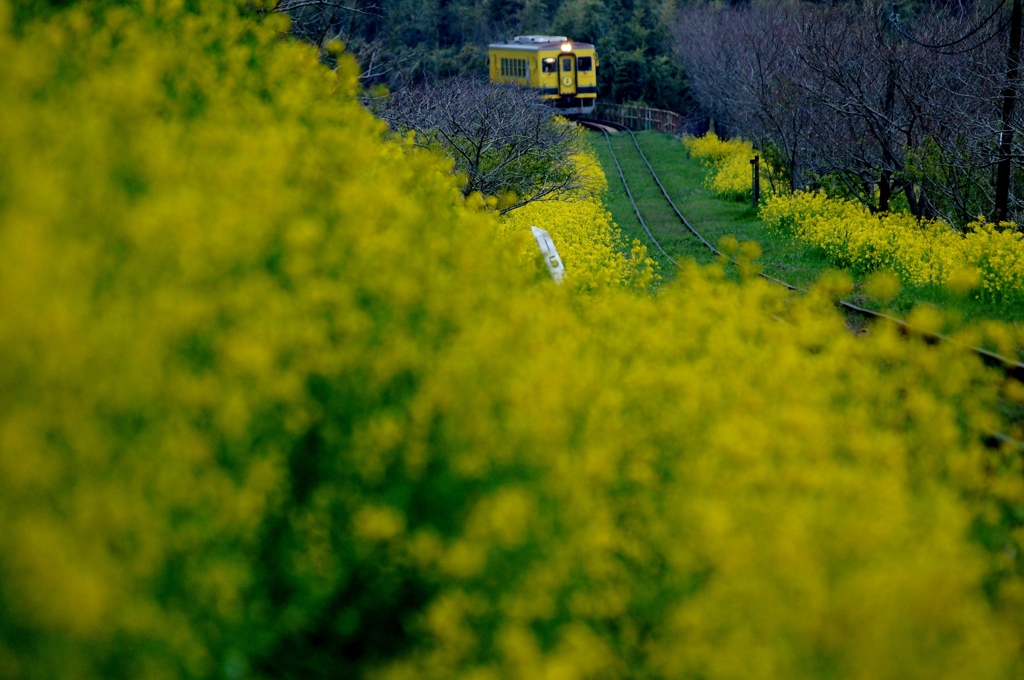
xmin=673 ymin=4 xmax=819 ymax=193
xmin=273 ymin=0 xmax=425 ymax=85
xmin=673 ymin=0 xmax=1024 ymax=229
xmin=376 ymin=79 xmax=594 ymax=213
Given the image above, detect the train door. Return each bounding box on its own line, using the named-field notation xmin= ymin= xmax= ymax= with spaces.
xmin=558 ymin=54 xmax=576 ymax=96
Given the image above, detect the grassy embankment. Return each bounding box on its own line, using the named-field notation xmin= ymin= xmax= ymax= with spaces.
xmin=589 ymin=130 xmax=1024 ymax=325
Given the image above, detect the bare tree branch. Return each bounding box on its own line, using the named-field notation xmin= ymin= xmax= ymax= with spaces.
xmin=673 ymin=0 xmax=1024 ymax=228
xmin=374 ymin=78 xmax=595 ymax=211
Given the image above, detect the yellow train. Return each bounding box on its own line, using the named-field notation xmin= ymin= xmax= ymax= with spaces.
xmin=488 ymin=35 xmax=598 ymax=116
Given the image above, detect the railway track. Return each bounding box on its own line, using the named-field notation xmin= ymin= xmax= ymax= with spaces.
xmin=577 ymin=117 xmax=1024 ymax=386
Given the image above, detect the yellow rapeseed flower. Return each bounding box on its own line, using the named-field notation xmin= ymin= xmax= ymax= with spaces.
xmin=3 ymin=2 xmax=1024 ymax=679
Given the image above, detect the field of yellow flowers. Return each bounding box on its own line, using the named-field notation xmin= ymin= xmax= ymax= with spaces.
xmin=498 ymin=150 xmax=656 ymax=291
xmin=4 ymin=1 xmax=1024 ymax=679
xmin=686 ymin=133 xmax=1024 ymax=303
xmin=761 ymin=191 xmax=1024 ymax=302
xmin=684 ymin=132 xmax=770 ymax=201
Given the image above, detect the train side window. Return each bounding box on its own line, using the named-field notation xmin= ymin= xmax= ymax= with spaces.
xmin=542 ymin=58 xmax=556 ymax=73
xmin=577 ymin=56 xmax=592 ymax=71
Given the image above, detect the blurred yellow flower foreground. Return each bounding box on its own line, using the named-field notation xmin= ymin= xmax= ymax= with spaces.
xmin=3 ymin=1 xmax=1024 ymax=679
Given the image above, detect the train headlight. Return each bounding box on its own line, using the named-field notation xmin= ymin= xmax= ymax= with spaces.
xmin=560 ymin=41 xmax=572 ymax=52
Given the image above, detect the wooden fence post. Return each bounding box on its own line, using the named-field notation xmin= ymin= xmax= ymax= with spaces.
xmin=751 ymin=155 xmax=761 ymax=206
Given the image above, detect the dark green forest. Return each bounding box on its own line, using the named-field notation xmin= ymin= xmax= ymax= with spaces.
xmin=284 ymin=0 xmax=693 ymax=111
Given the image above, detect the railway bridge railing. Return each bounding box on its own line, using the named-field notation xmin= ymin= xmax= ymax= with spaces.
xmin=595 ymin=103 xmax=684 ymax=134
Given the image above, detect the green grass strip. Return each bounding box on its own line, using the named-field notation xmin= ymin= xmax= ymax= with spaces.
xmin=590 ymin=130 xmax=1024 ymax=325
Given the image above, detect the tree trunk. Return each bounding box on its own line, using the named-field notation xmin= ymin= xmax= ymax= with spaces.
xmin=879 ymin=172 xmax=892 ymax=213
xmin=995 ymin=0 xmax=1022 ymax=222
xmin=903 ymin=181 xmax=922 ymax=217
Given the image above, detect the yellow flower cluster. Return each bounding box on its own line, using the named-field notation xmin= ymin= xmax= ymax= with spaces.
xmin=498 ymin=151 xmax=656 ymax=291
xmin=683 ymin=132 xmax=767 ymax=200
xmin=761 ymin=191 xmax=1024 ymax=300
xmin=4 ymin=1 xmax=1024 ymax=679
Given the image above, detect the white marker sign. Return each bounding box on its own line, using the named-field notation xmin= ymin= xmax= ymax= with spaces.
xmin=531 ymin=226 xmax=565 ymax=284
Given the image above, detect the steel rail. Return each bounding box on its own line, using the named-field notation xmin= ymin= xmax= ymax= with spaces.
xmin=577 ymin=116 xmax=1024 ymax=438
xmin=582 ymin=122 xmax=685 ymax=269
xmin=581 ymin=118 xmax=800 ymax=290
